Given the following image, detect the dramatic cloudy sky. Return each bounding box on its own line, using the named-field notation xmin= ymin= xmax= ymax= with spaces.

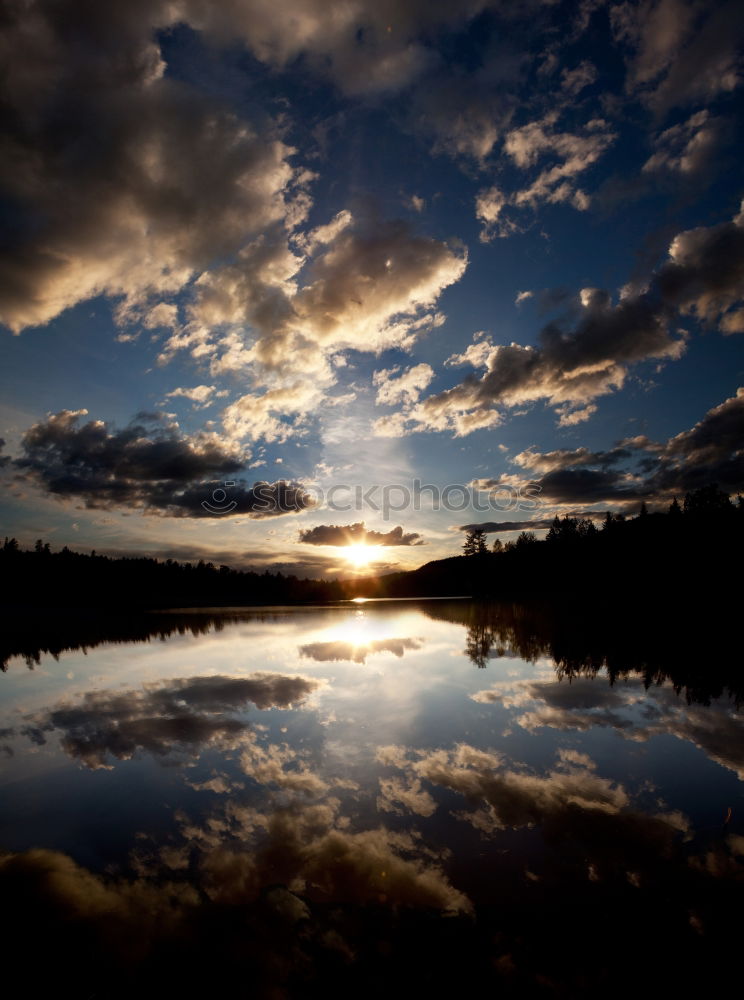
xmin=1 ymin=0 xmax=743 ymax=576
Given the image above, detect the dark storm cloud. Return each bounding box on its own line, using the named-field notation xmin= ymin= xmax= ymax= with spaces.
xmin=298 ymin=522 xmax=424 ymax=546
xmin=13 ymin=409 xmax=315 ymax=517
xmin=0 ymin=438 xmax=9 ymax=468
xmin=25 ymin=673 xmax=323 ymax=768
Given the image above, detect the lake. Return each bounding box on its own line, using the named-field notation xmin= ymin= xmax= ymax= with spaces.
xmin=1 ymin=598 xmax=742 ymax=997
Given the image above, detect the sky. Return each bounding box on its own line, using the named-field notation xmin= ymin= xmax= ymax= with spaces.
xmin=1 ymin=0 xmax=743 ymax=578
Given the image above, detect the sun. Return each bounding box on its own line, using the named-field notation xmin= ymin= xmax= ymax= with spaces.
xmin=345 ymin=543 xmax=375 ymax=568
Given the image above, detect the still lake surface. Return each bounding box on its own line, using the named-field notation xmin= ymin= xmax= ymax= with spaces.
xmin=1 ymin=598 xmax=743 ymax=995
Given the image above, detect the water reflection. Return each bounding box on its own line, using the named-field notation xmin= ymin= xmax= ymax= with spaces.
xmin=1 ymin=599 xmax=743 ymax=996
xmin=16 ymin=673 xmax=323 ymax=768
xmin=300 ymin=638 xmax=424 ymax=663
xmin=424 ymin=600 xmax=744 ymax=703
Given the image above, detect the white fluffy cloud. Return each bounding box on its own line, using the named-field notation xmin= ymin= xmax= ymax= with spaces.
xmin=164 ymin=385 xmax=227 ymax=409
xmin=373 ymin=364 xmax=435 ymax=406
xmin=163 ymin=215 xmax=466 ymax=444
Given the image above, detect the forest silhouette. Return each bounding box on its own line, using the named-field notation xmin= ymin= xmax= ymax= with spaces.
xmin=2 ymin=484 xmax=741 ymax=612
xmin=357 ymin=483 xmax=743 ymax=603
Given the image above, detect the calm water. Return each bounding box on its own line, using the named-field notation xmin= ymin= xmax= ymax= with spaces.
xmin=1 ymin=599 xmax=743 ymax=996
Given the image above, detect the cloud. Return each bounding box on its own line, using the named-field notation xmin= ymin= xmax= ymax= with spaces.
xmin=556 ymin=402 xmax=598 ymax=426
xmin=289 ymin=219 xmax=465 ymax=354
xmin=164 ymin=385 xmax=227 ymax=409
xmin=220 ymin=383 xmax=326 ymax=444
xmin=0 ymin=827 xmax=467 ymax=998
xmin=163 ymin=215 xmax=465 ymax=443
xmin=475 ymin=673 xmax=744 ymax=779
xmin=169 ymin=205 xmax=465 ymax=377
xmin=378 ymin=205 xmax=744 ymax=436
xmin=199 ymin=798 xmax=471 ymax=912
xmin=298 ymin=522 xmax=424 ymax=546
xmin=456 ymin=514 xmax=608 ymax=533
xmin=512 ymin=445 xmax=633 ymax=475
xmin=560 ymin=60 xmax=598 ymax=96
xmin=475 ymin=186 xmax=518 ymax=241
xmin=653 ymin=203 xmax=744 ymax=327
xmin=373 ymin=364 xmax=435 ymax=406
xmin=611 ymin=0 xmax=744 ymax=112
xmin=477 ymin=114 xmax=615 ymax=239
xmin=0 ymin=847 xmax=200 ymax=967
xmin=411 ymin=744 xmax=630 ymax=828
xmin=22 ymin=672 xmax=323 ymax=769
xmin=647 ymin=386 xmax=744 ymax=495
xmin=184 ymin=0 xmax=499 ymax=98
xmin=16 ymin=406 xmax=241 ymax=480
xmin=473 ymin=386 xmax=744 ymax=506
xmin=379 ymin=743 xmax=690 ymax=857
xmin=382 ymin=295 xmax=682 ymax=435
xmin=13 ymin=409 xmax=316 ymax=517
xmin=0 ymin=3 xmax=478 ymax=454
xmin=377 ymin=775 xmax=437 ymax=817
xmin=474 ymin=386 xmax=744 ymax=505
xmin=0 ymin=0 xmax=309 ymax=334
xmin=409 ymin=71 xmax=515 ymax=164
xmin=299 ymin=638 xmax=424 ymax=663
xmin=483 ymin=467 xmax=645 ymax=506
xmin=239 ymin=739 xmax=330 ymax=796
xmin=643 ymin=110 xmax=724 ymax=175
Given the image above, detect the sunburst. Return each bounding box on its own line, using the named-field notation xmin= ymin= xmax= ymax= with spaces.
xmin=345 ymin=543 xmax=375 ymax=567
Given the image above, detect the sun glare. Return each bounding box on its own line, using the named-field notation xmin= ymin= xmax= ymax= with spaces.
xmin=345 ymin=543 xmax=374 ymax=567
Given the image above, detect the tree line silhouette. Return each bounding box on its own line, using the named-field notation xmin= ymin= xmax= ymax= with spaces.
xmin=0 ymin=539 xmax=346 ymax=609
xmin=359 ymin=484 xmax=744 ymax=603
xmin=1 ymin=483 xmax=741 ymax=612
